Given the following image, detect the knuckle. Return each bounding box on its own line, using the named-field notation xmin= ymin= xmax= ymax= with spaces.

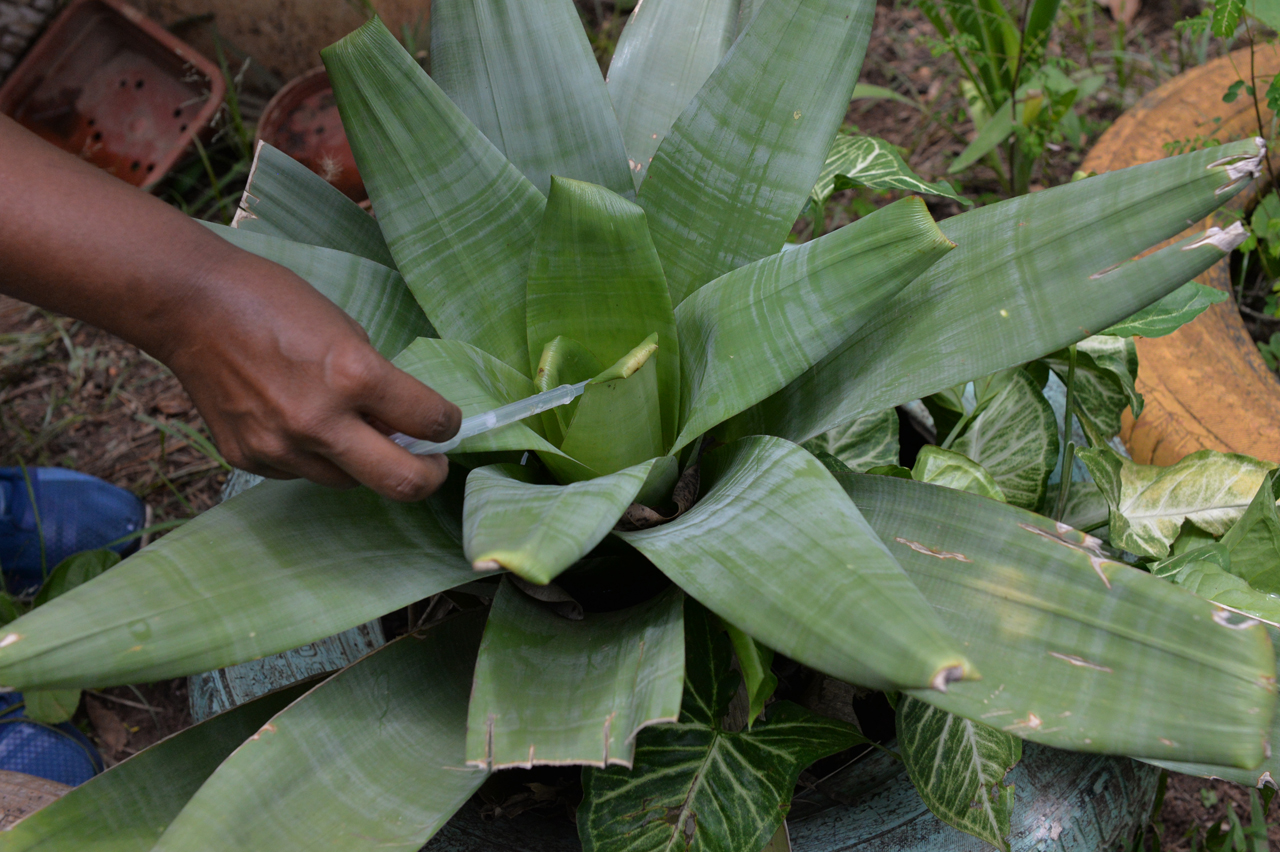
xmin=383 ymin=465 xmax=435 ymax=502
xmin=423 ymin=400 xmax=462 ymax=440
xmin=326 ymin=346 xmax=383 ymax=398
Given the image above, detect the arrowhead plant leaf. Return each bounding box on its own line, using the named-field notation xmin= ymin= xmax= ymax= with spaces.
xmin=1043 ymin=335 xmax=1142 ymax=438
xmin=802 ymin=408 xmax=900 ymax=473
xmin=1102 ymin=281 xmax=1227 ymax=338
xmin=912 ymin=445 xmax=1006 ymax=502
xmin=811 ymin=133 xmax=970 ymax=207
xmin=951 ymin=368 xmax=1059 ymax=510
xmin=1078 ymin=444 xmax=1276 ymax=560
xmin=896 ymin=695 xmax=1021 ymax=852
xmin=578 ymin=601 xmax=867 ymax=852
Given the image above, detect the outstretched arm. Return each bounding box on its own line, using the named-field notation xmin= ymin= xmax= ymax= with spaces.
xmin=0 ymin=115 xmax=459 ymax=501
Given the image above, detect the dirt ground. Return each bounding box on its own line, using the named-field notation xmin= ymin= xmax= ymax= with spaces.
xmin=0 ymin=0 xmax=1275 ymax=842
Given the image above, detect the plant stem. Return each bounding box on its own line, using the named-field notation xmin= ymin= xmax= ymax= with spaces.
xmin=18 ymin=462 xmax=46 ymax=579
xmin=812 ymin=198 xmax=826 ymax=240
xmin=940 ymin=411 xmax=971 ymax=450
xmin=1053 ymin=344 xmax=1078 ymax=522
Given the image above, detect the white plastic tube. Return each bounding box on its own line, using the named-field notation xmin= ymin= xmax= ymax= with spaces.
xmin=388 ymin=380 xmax=589 ymax=455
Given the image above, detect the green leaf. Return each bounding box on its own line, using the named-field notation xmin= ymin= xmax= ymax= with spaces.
xmin=323 ymin=17 xmax=544 ymax=371
xmin=233 ymin=141 xmax=395 ymax=268
xmin=620 ymin=435 xmax=973 ymax=691
xmin=1213 ymin=0 xmax=1245 ymax=36
xmin=1163 ymin=548 xmax=1280 ymax=625
xmin=392 ymin=338 xmax=591 ymax=478
xmin=802 ymin=408 xmax=899 ymax=473
xmin=463 ymin=458 xmax=665 ymax=584
xmin=951 ymin=368 xmax=1059 ymax=510
xmin=727 ymin=139 xmax=1264 ymax=444
xmin=812 ymin=133 xmax=970 ymax=207
xmin=1102 ymin=281 xmax=1227 ymax=338
xmin=1043 ymin=480 xmax=1110 ymax=531
xmin=23 ymin=688 xmax=80 ymax=724
xmin=1044 ymin=335 xmax=1142 ymax=438
xmin=152 ymin=612 xmax=488 ymax=852
xmin=1 ymin=683 xmax=312 ymax=852
xmin=723 ymin=620 xmax=777 ymax=727
xmin=0 ymin=478 xmax=474 ymax=690
xmin=466 ymin=581 xmax=684 ymax=768
xmin=912 ymin=445 xmax=1006 ymax=502
xmin=430 ymin=0 xmax=633 ymax=197
xmin=949 ymin=91 xmax=1018 ymax=174
xmin=851 ymin=82 xmax=919 ymax=107
xmin=1078 ymin=444 xmax=1276 ymax=560
xmin=673 ymin=197 xmax=953 ymax=453
xmin=204 ymin=224 xmax=433 ymax=359
xmin=33 ymin=549 xmax=120 ymax=607
xmin=605 ymin=0 xmax=741 ymax=188
xmin=525 ymin=177 xmax=680 ymax=448
xmin=558 ymin=354 xmax=665 ymax=480
xmin=638 ymin=0 xmax=876 ymax=305
xmin=1220 ymin=473 xmax=1280 ymax=593
xmin=534 ymin=335 xmax=602 ymax=441
xmin=896 ymin=695 xmax=1021 ymax=852
xmin=840 ymin=473 xmax=1276 ymax=767
xmin=578 ymin=601 xmax=866 ymax=852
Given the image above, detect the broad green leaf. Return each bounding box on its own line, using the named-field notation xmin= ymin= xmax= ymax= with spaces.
xmin=466 ymin=581 xmax=684 ymax=768
xmin=1043 ymin=480 xmax=1110 ymax=531
xmin=1102 ymin=281 xmax=1227 ymax=338
xmin=638 ymin=0 xmax=876 ymax=305
xmin=1164 ymin=548 xmax=1280 ymax=626
xmin=392 ymin=338 xmax=591 ymax=479
xmin=1044 ymin=335 xmax=1141 ymax=438
xmin=605 ymin=0 xmax=741 ymax=188
xmin=949 ymin=90 xmax=1018 ymax=174
xmin=579 ymin=601 xmax=866 ymax=852
xmin=912 ymin=445 xmax=1006 ymax=502
xmin=0 ymin=478 xmax=474 ymax=690
xmin=430 ymin=0 xmax=633 ymax=197
xmin=233 ymin=141 xmax=395 ymax=268
xmin=811 ymin=133 xmax=969 ymax=207
xmin=802 ymin=408 xmax=899 ymax=473
xmin=558 ymin=355 xmax=665 ymax=480
xmin=33 ymin=548 xmax=120 ymax=607
xmin=1221 ymin=473 xmax=1280 ymax=593
xmin=153 ymin=612 xmax=487 ymax=852
xmin=728 ymin=139 xmax=1264 ymax=443
xmin=205 ymin=224 xmax=433 ymax=359
xmin=673 ymin=198 xmax=953 ymax=453
xmin=896 ymin=695 xmax=1021 ymax=852
xmin=534 ymin=335 xmax=602 ymax=441
xmin=1078 ymin=444 xmax=1276 ymax=560
xmin=525 ymin=177 xmax=680 ymax=448
xmin=621 ymin=435 xmax=973 ymax=691
xmin=851 ymin=82 xmax=919 ymax=107
xmin=23 ymin=688 xmax=80 ymax=724
xmin=841 ymin=473 xmax=1276 ymax=767
xmin=723 ymin=620 xmax=777 ymax=726
xmin=323 ymin=18 xmax=544 ymax=371
xmin=952 ymin=368 xmax=1059 ymax=510
xmin=463 ymin=458 xmax=663 ymax=584
xmin=1213 ymin=0 xmax=1245 ymax=36
xmin=1 ymin=683 xmax=311 ymax=852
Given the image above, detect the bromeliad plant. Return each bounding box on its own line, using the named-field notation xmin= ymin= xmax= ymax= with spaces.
xmin=3 ymin=0 xmax=1280 ymax=850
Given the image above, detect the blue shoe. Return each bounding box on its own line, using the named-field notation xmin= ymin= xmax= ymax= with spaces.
xmin=0 ymin=693 xmax=103 ymax=787
xmin=0 ymin=468 xmax=146 ymax=597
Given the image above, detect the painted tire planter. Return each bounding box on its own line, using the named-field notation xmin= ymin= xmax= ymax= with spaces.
xmin=1082 ymin=45 xmax=1280 ymax=466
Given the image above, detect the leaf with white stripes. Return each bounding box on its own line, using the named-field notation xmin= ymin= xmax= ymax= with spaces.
xmin=578 ymin=601 xmax=866 ymax=852
xmin=896 ymin=695 xmax=1021 ymax=852
xmin=802 ymin=408 xmax=899 ymax=473
xmin=810 ymin=134 xmax=968 ymax=208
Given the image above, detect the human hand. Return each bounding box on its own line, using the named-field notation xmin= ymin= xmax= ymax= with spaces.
xmin=157 ymin=249 xmax=460 ymax=502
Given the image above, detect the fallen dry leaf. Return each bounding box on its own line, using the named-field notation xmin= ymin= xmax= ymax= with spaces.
xmin=85 ymin=698 xmax=130 ymax=754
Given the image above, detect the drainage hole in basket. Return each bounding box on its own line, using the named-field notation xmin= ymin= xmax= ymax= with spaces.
xmin=91 ymin=131 xmax=101 ymax=142
xmin=179 ymin=124 xmax=187 ymax=132
xmin=130 ymin=161 xmax=140 ymax=172
xmin=135 ymin=80 xmax=144 ymax=90
xmin=172 ymin=107 xmax=182 ymax=118
xmin=145 ymin=163 xmax=154 ymax=173
xmin=118 ymin=79 xmax=127 ymax=87
xmin=87 ymin=118 xmax=95 ymax=126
